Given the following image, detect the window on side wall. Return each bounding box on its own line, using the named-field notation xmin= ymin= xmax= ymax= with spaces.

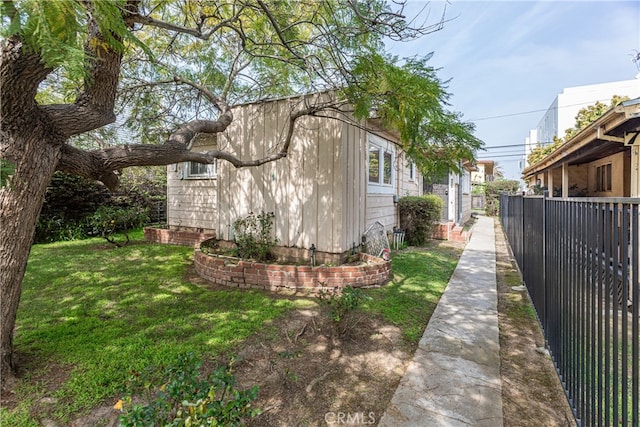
xmin=595 ymin=163 xmax=612 ymax=192
xmin=367 ymin=134 xmax=395 ymax=194
xmin=408 ymin=160 xmax=416 ymax=181
xmin=184 ymin=160 xmax=216 ymax=179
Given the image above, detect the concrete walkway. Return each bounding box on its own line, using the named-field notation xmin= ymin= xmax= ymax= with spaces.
xmin=379 ymin=215 xmax=503 ymax=427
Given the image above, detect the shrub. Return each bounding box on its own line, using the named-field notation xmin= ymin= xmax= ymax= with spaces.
xmin=89 ymin=205 xmax=149 ymax=247
xmin=35 ymin=172 xmax=112 ymax=243
xmin=318 ymin=286 xmax=371 ymax=336
xmin=398 ymin=195 xmax=443 ymax=245
xmin=484 ymin=180 xmax=520 ymax=216
xmin=233 ymin=211 xmax=277 ymax=262
xmin=117 ymin=352 xmax=261 ymax=427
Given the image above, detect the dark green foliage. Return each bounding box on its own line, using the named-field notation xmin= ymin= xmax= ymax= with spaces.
xmin=345 ymin=52 xmax=483 ymax=179
xmin=485 ymin=180 xmax=520 ymax=216
xmin=233 ymin=211 xmax=277 ymax=262
xmin=118 ymin=352 xmax=261 ymax=427
xmin=398 ymin=195 xmax=443 ymax=245
xmin=35 ymin=170 xmax=165 ymax=243
xmin=35 ymin=172 xmax=112 ymax=243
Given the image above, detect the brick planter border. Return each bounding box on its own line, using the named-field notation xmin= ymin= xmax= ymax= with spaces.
xmin=193 ymin=249 xmax=392 ymax=294
xmin=144 ymin=227 xmax=215 ymax=247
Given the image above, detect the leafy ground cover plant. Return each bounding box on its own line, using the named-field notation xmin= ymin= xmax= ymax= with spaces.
xmin=117 ymin=352 xmax=260 ymax=426
xmin=317 ymin=286 xmax=372 ymax=336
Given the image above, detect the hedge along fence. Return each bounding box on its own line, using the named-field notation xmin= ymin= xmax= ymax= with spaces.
xmin=484 ymin=180 xmax=520 ymax=216
xmin=194 ymin=249 xmax=392 ymax=294
xmin=398 ymin=195 xmax=443 ymax=245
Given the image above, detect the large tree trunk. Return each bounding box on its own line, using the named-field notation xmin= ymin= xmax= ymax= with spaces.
xmin=0 ymin=124 xmax=62 ymax=381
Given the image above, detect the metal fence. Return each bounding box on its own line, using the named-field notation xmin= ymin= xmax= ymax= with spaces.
xmin=500 ymin=193 xmax=639 ymax=427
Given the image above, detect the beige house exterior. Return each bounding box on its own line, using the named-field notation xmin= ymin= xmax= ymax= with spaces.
xmin=522 ymin=98 xmax=640 ymax=198
xmin=166 ymin=94 xmax=422 ymax=261
xmin=471 ymin=160 xmax=495 ymax=184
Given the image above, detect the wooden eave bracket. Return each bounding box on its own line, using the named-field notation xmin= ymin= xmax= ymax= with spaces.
xmin=596 ymin=126 xmax=625 ymax=143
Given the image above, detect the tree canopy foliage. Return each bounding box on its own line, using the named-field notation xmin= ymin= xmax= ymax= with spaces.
xmin=2 ymin=0 xmax=481 ymax=180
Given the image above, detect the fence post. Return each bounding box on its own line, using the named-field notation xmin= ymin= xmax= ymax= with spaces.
xmin=542 ymin=190 xmax=548 ymax=336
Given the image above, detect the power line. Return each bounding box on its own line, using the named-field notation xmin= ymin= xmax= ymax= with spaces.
xmin=468 ymin=97 xmax=621 ymax=122
xmin=477 ymin=153 xmax=526 ymax=159
xmin=480 ymin=143 xmax=528 ymax=149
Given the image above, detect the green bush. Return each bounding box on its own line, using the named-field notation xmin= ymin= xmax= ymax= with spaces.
xmin=117 ymin=352 xmax=261 ymax=427
xmin=35 ymin=169 xmax=166 ymax=243
xmin=318 ymin=286 xmax=371 ymax=323
xmin=233 ymin=211 xmax=277 ymax=262
xmin=35 ymin=172 xmax=112 ymax=243
xmin=89 ymin=205 xmax=149 ymax=247
xmin=318 ymin=286 xmax=371 ymax=336
xmin=484 ymin=180 xmax=520 ymax=216
xmin=398 ymin=195 xmax=443 ymax=245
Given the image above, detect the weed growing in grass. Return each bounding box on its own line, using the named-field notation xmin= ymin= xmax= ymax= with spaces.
xmin=117 ymin=352 xmax=261 ymax=426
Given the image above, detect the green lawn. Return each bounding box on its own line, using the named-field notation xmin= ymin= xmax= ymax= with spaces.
xmin=363 ymin=244 xmax=461 ymax=342
xmin=1 ymin=233 xmax=460 ymax=425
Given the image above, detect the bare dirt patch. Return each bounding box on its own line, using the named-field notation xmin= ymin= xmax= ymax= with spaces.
xmin=233 ymin=308 xmax=412 ymax=426
xmin=494 ymin=219 xmax=576 ymax=426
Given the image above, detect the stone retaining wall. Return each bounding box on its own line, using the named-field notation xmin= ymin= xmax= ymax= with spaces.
xmin=194 ymin=250 xmax=391 ymax=293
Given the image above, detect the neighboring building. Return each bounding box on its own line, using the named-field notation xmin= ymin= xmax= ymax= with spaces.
xmin=165 ymin=93 xmax=423 ymax=263
xmin=536 ymin=76 xmax=640 ymax=146
xmin=423 ymin=162 xmax=475 ymax=241
xmin=471 ymin=160 xmax=495 ymax=184
xmin=522 ymin=76 xmax=640 ymax=173
xmin=522 ymin=98 xmax=640 ymax=198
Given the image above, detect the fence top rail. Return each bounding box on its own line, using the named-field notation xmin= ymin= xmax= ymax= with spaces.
xmin=544 ymin=196 xmax=640 ymax=204
xmin=502 ymin=194 xmax=640 ymax=205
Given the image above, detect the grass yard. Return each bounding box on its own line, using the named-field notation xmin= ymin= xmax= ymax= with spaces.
xmin=363 ymin=245 xmax=462 ymax=343
xmin=0 ymin=233 xmax=461 ymax=426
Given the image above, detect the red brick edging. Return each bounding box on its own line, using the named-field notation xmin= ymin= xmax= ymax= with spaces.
xmin=144 ymin=227 xmax=215 ymax=247
xmin=193 ymin=249 xmax=391 ymax=293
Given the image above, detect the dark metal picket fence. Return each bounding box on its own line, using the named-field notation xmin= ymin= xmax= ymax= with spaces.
xmin=500 ymin=193 xmax=639 ymax=427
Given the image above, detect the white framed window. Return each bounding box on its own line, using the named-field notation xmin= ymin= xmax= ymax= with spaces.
xmin=367 ymin=134 xmax=395 ymax=194
xmin=183 ymin=161 xmax=216 ymax=179
xmin=408 ymin=160 xmax=416 ymax=181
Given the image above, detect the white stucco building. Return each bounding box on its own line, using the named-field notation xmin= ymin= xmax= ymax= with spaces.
xmin=522 ymin=75 xmax=640 ymax=168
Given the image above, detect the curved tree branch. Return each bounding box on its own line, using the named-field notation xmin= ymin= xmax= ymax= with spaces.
xmin=40 ymin=2 xmax=132 ymax=137
xmin=0 ymin=37 xmax=53 ymax=127
xmin=55 ymin=100 xmax=325 ymax=190
xmin=130 ymin=4 xmax=244 ymax=40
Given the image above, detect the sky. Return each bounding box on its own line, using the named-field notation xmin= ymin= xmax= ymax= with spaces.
xmin=387 ymin=0 xmax=640 ymax=180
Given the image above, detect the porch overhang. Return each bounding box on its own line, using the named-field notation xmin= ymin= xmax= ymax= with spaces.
xmin=522 ymin=99 xmax=640 ymax=193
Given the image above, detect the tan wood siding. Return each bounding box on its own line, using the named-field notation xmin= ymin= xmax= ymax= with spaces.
xmin=166 ymin=139 xmax=217 ymax=231
xmin=215 ymin=97 xmax=345 ymax=253
xmin=365 ymin=193 xmax=397 ymax=230
xmin=340 ymin=121 xmax=367 ymax=252
xmin=397 ymin=152 xmax=422 ymax=197
xmin=588 ymin=151 xmax=628 ymax=197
